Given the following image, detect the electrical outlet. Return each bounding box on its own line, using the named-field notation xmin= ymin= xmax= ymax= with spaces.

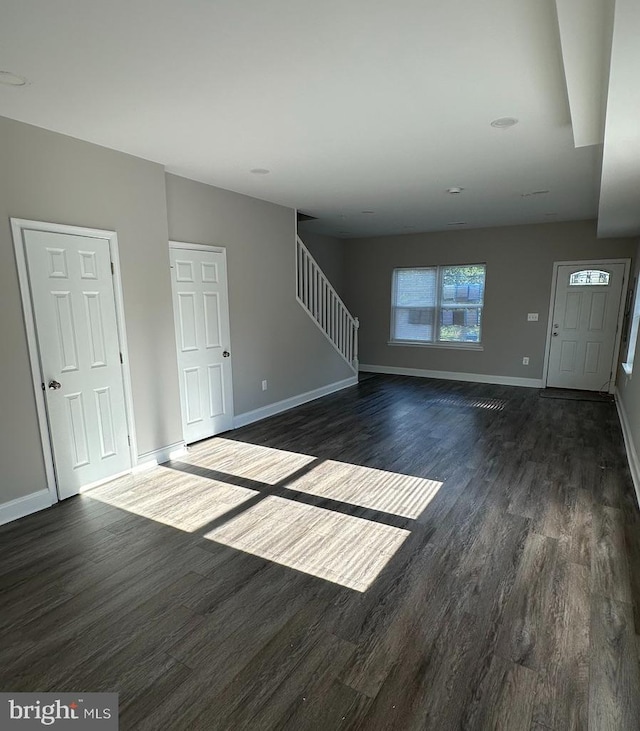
xmin=261 ymin=380 xmax=268 ymax=391
xmin=527 ymin=313 xmax=539 ymax=321
xmin=522 ymin=357 xmax=530 ymax=365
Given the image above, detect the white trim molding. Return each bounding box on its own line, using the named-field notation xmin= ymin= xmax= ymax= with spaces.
xmin=135 ymin=441 xmax=188 ymax=470
xmin=359 ymin=364 xmax=543 ymax=389
xmin=542 ymin=258 xmax=630 ymax=393
xmin=169 ymin=241 xmax=225 ymax=254
xmin=233 ymin=376 xmax=358 ymax=429
xmin=0 ymin=490 xmax=53 ymax=527
xmin=168 ymin=241 xmax=235 ymax=439
xmin=614 ymin=388 xmax=640 ymax=507
xmin=10 ymin=218 xmax=138 ymax=503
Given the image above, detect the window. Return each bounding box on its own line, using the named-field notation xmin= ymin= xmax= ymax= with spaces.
xmin=569 ymin=269 xmax=610 ymax=286
xmin=391 ymin=264 xmax=486 ymax=345
xmin=624 ymin=276 xmax=640 ymax=375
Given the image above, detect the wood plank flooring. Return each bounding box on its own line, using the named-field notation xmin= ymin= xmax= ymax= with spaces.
xmin=1 ymin=374 xmax=640 ymax=729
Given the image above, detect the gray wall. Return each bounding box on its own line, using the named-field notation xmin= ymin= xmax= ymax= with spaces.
xmin=0 ymin=117 xmax=352 ymax=508
xmin=343 ymin=220 xmax=636 ymax=379
xmin=0 ymin=117 xmax=182 ymax=504
xmin=165 ymin=174 xmax=353 ymax=417
xmin=298 ymin=230 xmax=346 ymax=299
xmin=616 ymin=239 xmax=640 ymax=463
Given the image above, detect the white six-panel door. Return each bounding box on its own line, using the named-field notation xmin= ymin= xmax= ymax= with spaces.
xmin=546 ymin=262 xmax=626 ymax=391
xmin=23 ymin=229 xmax=131 ymax=499
xmin=170 ymin=245 xmax=234 ymax=443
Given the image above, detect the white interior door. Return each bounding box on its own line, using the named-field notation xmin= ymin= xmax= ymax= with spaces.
xmin=170 ymin=245 xmax=234 ymax=442
xmin=546 ymin=263 xmax=626 ymax=391
xmin=24 ymin=229 xmax=131 ymax=499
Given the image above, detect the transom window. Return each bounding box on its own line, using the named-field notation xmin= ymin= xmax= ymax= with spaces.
xmin=569 ymin=269 xmax=610 ymax=286
xmin=391 ymin=264 xmax=486 ymax=345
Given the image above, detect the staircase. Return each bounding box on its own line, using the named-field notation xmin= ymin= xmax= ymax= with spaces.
xmin=296 ymin=235 xmax=359 ymax=373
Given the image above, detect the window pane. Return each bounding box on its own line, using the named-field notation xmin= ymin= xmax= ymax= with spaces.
xmin=569 ymin=270 xmax=610 ymax=286
xmin=391 ymin=263 xmax=485 ymax=345
xmin=625 ymin=276 xmax=640 ymax=372
xmin=438 ymin=265 xmax=485 ymax=342
xmin=394 ymin=268 xmax=437 ymax=307
xmin=441 ymin=265 xmax=485 ymax=303
xmin=439 ymin=308 xmax=482 ymax=342
xmin=393 ymin=307 xmax=435 ymax=341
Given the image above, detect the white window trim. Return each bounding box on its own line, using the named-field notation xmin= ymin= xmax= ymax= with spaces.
xmin=623 ymin=274 xmax=640 ymax=376
xmin=389 ymin=263 xmax=486 ymax=346
xmin=388 ymin=340 xmax=484 ymax=351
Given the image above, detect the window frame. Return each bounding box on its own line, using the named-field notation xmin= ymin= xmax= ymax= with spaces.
xmin=623 ymin=275 xmax=640 ymax=375
xmin=569 ymin=269 xmax=610 ymax=286
xmin=389 ymin=263 xmax=486 ymax=349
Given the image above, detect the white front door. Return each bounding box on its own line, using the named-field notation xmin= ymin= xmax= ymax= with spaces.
xmin=547 ymin=262 xmax=626 ymax=391
xmin=170 ymin=245 xmax=234 ymax=442
xmin=23 ymin=229 xmax=131 ymax=499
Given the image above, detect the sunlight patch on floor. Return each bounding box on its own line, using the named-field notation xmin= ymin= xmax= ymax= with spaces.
xmin=204 ymin=496 xmax=410 ymax=591
xmin=431 ymin=396 xmax=507 ymax=411
xmin=182 ymin=437 xmax=316 ymax=484
xmin=286 ymin=460 xmax=442 ymax=518
xmin=88 ymin=469 xmax=257 ymax=532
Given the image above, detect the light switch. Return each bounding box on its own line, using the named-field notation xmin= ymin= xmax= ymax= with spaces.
xmin=527 ymin=313 xmax=539 ymax=321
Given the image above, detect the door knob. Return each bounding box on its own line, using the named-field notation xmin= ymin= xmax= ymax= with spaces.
xmin=48 ymin=380 xmax=62 ymax=390
xmin=222 ymin=350 xmax=230 ymax=358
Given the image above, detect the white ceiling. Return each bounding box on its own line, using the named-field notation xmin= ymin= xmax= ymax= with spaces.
xmin=0 ymin=0 xmax=635 ymax=238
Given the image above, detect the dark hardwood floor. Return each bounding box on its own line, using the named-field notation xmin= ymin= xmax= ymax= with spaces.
xmin=1 ymin=374 xmax=639 ymax=729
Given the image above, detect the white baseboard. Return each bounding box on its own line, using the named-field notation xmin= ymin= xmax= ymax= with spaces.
xmin=614 ymin=388 xmax=640 ymax=508
xmin=359 ymin=364 xmax=543 ymax=389
xmin=233 ymin=376 xmax=358 ymax=429
xmin=0 ymin=489 xmax=53 ymax=527
xmin=135 ymin=441 xmax=187 ymax=471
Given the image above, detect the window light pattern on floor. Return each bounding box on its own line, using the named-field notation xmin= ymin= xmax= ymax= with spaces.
xmin=181 ymin=438 xmax=316 ymax=485
xmin=203 ymin=495 xmax=410 ymax=591
xmin=429 ymin=396 xmax=507 ymax=411
xmin=89 ymin=472 xmax=258 ymax=532
xmin=87 ymin=437 xmax=444 ymax=591
xmin=287 ymin=460 xmax=442 ymax=518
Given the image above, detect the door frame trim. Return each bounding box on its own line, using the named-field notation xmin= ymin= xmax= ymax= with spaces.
xmin=169 ymin=241 xmax=235 ymax=442
xmin=542 ymin=258 xmax=630 ymax=393
xmin=11 ymin=218 xmax=137 ymax=503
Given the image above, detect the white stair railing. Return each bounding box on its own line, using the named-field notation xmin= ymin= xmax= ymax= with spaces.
xmin=296 ymin=235 xmax=359 ymax=372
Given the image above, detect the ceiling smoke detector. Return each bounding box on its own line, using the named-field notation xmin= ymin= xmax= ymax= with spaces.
xmin=0 ymin=71 xmax=28 ymax=86
xmin=447 ymin=187 xmax=463 ymax=195
xmin=490 ymin=117 xmax=519 ymax=129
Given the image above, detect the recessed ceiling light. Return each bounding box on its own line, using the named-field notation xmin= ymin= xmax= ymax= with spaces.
xmin=361 ymin=210 xmax=375 ymax=214
xmin=447 ymin=221 xmax=467 ymax=226
xmin=490 ymin=117 xmax=519 ymax=129
xmin=0 ymin=71 xmax=28 ymax=86
xmin=447 ymin=187 xmax=463 ymax=194
xmin=249 ymin=168 xmax=270 ymax=175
